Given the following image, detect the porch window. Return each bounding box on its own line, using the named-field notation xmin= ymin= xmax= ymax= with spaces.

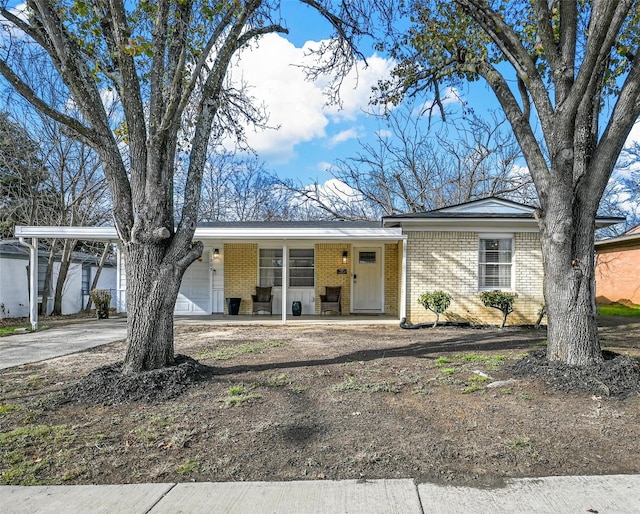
xmin=259 ymin=249 xmax=282 ymax=287
xmin=478 ymin=238 xmax=513 ymax=289
xmin=258 ymin=248 xmax=314 ymax=288
xmin=289 ymin=248 xmax=314 ymax=287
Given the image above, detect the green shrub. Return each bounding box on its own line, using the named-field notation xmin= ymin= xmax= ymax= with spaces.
xmin=418 ymin=290 xmax=452 ymax=327
xmin=89 ymin=289 xmax=111 ymax=319
xmin=480 ymin=290 xmax=516 ymax=328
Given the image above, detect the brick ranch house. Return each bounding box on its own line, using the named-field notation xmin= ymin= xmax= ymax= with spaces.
xmin=14 ymin=198 xmax=622 ymax=329
xmin=595 ymin=224 xmax=640 ymax=305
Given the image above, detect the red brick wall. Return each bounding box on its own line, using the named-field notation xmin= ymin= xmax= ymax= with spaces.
xmin=596 ymin=247 xmax=640 ymax=304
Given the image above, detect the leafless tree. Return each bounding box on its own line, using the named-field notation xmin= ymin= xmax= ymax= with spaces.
xmin=0 ymin=112 xmax=55 ymax=238
xmin=283 ymin=106 xmax=532 ymax=220
xmin=175 ymin=151 xmax=299 ymax=222
xmin=0 ymin=0 xmax=372 ymax=372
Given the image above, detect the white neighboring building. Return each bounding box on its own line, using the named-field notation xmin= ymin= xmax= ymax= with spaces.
xmin=0 ymin=240 xmax=116 ymax=319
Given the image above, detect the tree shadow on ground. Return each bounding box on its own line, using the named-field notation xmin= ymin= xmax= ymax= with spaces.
xmin=211 ymin=327 xmax=546 ymax=377
xmin=61 ymin=327 xmax=545 ymax=406
xmin=64 ymin=320 xmax=640 ymax=405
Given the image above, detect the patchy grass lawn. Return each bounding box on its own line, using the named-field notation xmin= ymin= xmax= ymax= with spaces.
xmin=598 ymin=302 xmax=640 ymax=317
xmin=0 ymin=325 xmax=30 ymax=336
xmin=1 ymin=321 xmax=639 ymax=487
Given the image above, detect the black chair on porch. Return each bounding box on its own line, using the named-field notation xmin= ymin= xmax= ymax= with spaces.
xmin=252 ymin=286 xmax=273 ymax=315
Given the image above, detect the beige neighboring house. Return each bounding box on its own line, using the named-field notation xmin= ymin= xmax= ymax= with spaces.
xmin=14 ymin=197 xmax=622 ymax=329
xmin=595 ymin=224 xmax=640 ymax=305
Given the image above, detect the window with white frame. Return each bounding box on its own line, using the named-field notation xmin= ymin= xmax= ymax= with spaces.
xmin=478 ymin=238 xmax=513 ymax=289
xmin=289 ymin=248 xmax=314 ymax=287
xmin=258 ymin=248 xmax=314 ymax=288
xmin=259 ymin=249 xmax=282 ymax=287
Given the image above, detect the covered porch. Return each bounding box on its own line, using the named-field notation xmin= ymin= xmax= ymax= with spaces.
xmin=15 ymin=222 xmax=407 ymax=329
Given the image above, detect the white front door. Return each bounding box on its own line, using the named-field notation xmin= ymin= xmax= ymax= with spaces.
xmin=352 ymin=247 xmax=383 ymax=312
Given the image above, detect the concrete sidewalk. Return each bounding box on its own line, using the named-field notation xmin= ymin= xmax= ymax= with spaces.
xmin=1 ymin=475 xmax=639 ymax=513
xmin=0 ymin=318 xmax=127 ymax=369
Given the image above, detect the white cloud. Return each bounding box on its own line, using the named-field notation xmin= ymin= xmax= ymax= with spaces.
xmin=615 ymin=120 xmax=640 ymax=177
xmin=415 ymin=86 xmax=464 ymax=117
xmin=1 ymin=3 xmax=28 ymax=23
xmin=317 ymin=161 xmax=333 ymax=172
xmin=312 ymin=178 xmax=361 ymax=203
xmin=323 ymin=54 xmax=397 ymax=121
xmin=624 ymin=119 xmax=640 ymax=149
xmin=0 ymin=3 xmax=31 ymax=41
xmin=227 ymin=34 xmax=394 ymax=162
xmin=226 ymin=34 xmax=327 ymax=162
xmin=329 ymin=127 xmax=361 ymax=147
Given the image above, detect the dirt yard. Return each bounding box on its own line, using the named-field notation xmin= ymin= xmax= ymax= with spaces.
xmin=1 ymin=317 xmax=639 ymax=487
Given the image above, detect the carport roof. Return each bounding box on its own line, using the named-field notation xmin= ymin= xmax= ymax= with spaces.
xmin=14 ymin=221 xmax=403 ymax=241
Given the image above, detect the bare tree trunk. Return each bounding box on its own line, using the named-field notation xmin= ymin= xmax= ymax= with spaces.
xmin=121 ymin=242 xmax=185 ymax=373
xmin=39 ymin=240 xmax=57 ymax=316
xmin=540 ymin=201 xmax=602 ymax=365
xmin=84 ymin=242 xmax=111 ymax=312
xmin=51 ymin=238 xmax=75 ymax=315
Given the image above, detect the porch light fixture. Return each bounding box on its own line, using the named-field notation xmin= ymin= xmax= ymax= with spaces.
xmin=342 ymin=250 xmax=348 ymax=264
xmin=213 ymin=248 xmax=219 ymax=257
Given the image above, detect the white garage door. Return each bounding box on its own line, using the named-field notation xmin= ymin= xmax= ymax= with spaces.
xmin=174 ymin=259 xmax=210 ymax=315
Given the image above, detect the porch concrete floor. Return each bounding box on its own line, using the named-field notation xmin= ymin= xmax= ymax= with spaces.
xmin=174 ymin=314 xmax=400 ymax=326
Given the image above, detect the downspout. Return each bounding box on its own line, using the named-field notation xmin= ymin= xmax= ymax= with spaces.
xmin=18 ymin=237 xmax=38 ymax=331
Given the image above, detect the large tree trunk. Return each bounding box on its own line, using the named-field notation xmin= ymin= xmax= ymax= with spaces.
xmin=121 ymin=241 xmax=187 ymax=374
xmin=540 ymin=197 xmax=602 ymax=366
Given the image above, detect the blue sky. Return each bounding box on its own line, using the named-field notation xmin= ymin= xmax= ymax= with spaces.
xmin=4 ymin=1 xmax=638 ymax=203
xmin=226 ymin=2 xmax=409 ymax=183
xmin=227 ymin=1 xmax=640 ymax=198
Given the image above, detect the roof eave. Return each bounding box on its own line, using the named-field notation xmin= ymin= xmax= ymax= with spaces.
xmin=382 ymin=216 xmax=539 ymax=232
xmin=14 ymin=225 xmax=404 ymax=242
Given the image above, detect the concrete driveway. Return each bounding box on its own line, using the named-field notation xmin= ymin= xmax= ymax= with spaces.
xmin=0 ymin=317 xmax=127 ymax=370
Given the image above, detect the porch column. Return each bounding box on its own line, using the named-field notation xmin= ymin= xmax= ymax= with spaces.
xmin=281 ymin=241 xmax=288 ymax=324
xmin=400 ymin=237 xmax=407 ymax=320
xmin=19 ymin=237 xmax=39 ymax=330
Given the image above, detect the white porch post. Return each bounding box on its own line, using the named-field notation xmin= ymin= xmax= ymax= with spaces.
xmin=281 ymin=241 xmax=288 ymax=324
xmin=19 ymin=237 xmax=39 ymax=330
xmin=400 ymin=237 xmax=407 ymax=321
